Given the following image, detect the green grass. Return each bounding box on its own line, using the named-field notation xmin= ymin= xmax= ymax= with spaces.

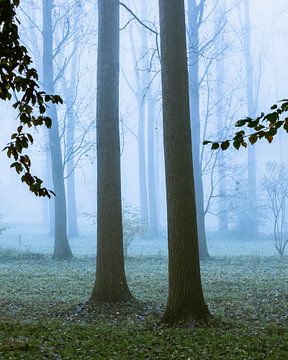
xmin=0 ymin=255 xmax=287 ymax=359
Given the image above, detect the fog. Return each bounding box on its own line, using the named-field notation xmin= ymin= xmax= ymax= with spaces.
xmin=1 ymin=0 xmax=288 ymax=258
xmin=2 ymin=0 xmax=288 ymax=356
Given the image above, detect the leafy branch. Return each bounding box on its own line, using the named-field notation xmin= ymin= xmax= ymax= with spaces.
xmin=203 ymin=100 xmax=288 ymax=151
xmin=0 ymin=0 xmax=63 ymax=197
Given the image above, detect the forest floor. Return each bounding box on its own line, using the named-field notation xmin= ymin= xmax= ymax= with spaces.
xmin=0 ymin=253 xmax=287 ymax=359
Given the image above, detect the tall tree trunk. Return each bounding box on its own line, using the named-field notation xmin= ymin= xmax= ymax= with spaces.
xmin=159 ymin=0 xmax=209 ymax=324
xmin=45 ymin=143 xmax=55 ymax=237
xmin=66 ymin=103 xmax=79 ymax=238
xmin=188 ymin=0 xmax=209 ymax=259
xmin=64 ymin=48 xmax=79 ymax=238
xmin=137 ymin=101 xmax=149 ymax=226
xmin=89 ymin=0 xmax=132 ymax=303
xmin=154 ymin=114 xmax=162 ymax=229
xmin=243 ymin=0 xmax=257 ymax=238
xmin=139 ymin=4 xmax=159 ymax=235
xmin=147 ymin=92 xmax=159 ymax=235
xmin=42 ymin=0 xmax=73 ymax=259
xmin=216 ymin=0 xmax=228 ymax=233
xmin=128 ymin=25 xmax=149 ymax=228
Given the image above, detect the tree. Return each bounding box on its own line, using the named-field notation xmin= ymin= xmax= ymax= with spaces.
xmin=215 ymin=0 xmax=229 ymax=233
xmin=42 ymin=0 xmax=73 ymax=259
xmin=158 ymin=0 xmax=209 ymax=324
xmin=62 ymin=69 xmax=79 ymax=238
xmin=263 ymin=163 xmax=288 ymax=261
xmin=0 ymin=0 xmax=62 ymax=197
xmin=241 ymin=0 xmax=258 ymax=237
xmin=139 ymin=1 xmax=159 ymax=236
xmin=124 ymin=28 xmax=149 ymax=228
xmin=89 ymin=0 xmax=133 ymax=303
xmin=187 ymin=0 xmax=210 ymax=259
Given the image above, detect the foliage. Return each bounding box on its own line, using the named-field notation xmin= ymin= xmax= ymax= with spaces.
xmin=0 ymin=256 xmax=287 ymax=358
xmin=122 ymin=203 xmax=146 ymax=257
xmin=262 ymin=163 xmax=288 ymax=260
xmin=203 ymin=100 xmax=288 ymax=150
xmin=0 ymin=0 xmax=63 ymax=197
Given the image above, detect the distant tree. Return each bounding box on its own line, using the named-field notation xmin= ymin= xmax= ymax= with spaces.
xmin=263 ymin=163 xmax=288 ymax=261
xmin=187 ymin=0 xmax=210 ymax=259
xmin=159 ymin=0 xmax=209 ymax=323
xmin=139 ymin=1 xmax=159 ymax=236
xmin=42 ymin=0 xmax=73 ymax=259
xmin=0 ymin=0 xmax=62 ymax=197
xmin=21 ymin=0 xmax=94 ymax=238
xmin=215 ymin=0 xmax=229 ymax=233
xmin=123 ymin=29 xmax=149 ymax=228
xmin=89 ymin=0 xmax=133 ymax=303
xmin=240 ymin=0 xmax=259 ymax=237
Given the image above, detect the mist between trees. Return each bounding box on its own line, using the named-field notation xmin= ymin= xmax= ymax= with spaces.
xmin=0 ymin=0 xmax=288 ymax=354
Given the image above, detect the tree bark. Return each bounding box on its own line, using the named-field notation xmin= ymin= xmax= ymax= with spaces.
xmin=89 ymin=0 xmax=133 ymax=303
xmin=159 ymin=0 xmax=209 ymax=324
xmin=188 ymin=0 xmax=209 ymax=259
xmin=42 ymin=0 xmax=73 ymax=259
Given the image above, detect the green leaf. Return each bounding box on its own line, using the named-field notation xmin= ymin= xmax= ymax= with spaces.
xmin=221 ymin=141 xmax=230 ymax=150
xmin=211 ymin=143 xmax=220 ymax=150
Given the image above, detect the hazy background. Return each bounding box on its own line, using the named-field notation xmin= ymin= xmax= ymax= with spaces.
xmin=1 ymin=0 xmax=288 ymax=257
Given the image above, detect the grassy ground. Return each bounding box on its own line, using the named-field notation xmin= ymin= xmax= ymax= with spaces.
xmin=0 ymin=254 xmax=287 ymax=359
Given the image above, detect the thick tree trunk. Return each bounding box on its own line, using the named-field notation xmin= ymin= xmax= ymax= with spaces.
xmin=159 ymin=0 xmax=209 ymax=324
xmin=89 ymin=0 xmax=132 ymax=303
xmin=188 ymin=1 xmax=209 ymax=259
xmin=243 ymin=0 xmax=257 ymax=238
xmin=43 ymin=0 xmax=73 ymax=259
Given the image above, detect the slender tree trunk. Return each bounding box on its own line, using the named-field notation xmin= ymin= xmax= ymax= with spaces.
xmin=129 ymin=24 xmax=149 ymax=228
xmin=216 ymin=0 xmax=228 ymax=233
xmin=139 ymin=1 xmax=159 ymax=235
xmin=216 ymin=59 xmax=228 ymax=232
xmin=45 ymin=145 xmax=55 ymax=237
xmin=137 ymin=101 xmax=149 ymax=226
xmin=154 ymin=114 xmax=162 ymax=229
xmin=64 ymin=46 xmax=79 ymax=238
xmin=147 ymin=93 xmax=159 ymax=235
xmin=243 ymin=0 xmax=257 ymax=238
xmin=42 ymin=0 xmax=73 ymax=259
xmin=188 ymin=1 xmax=209 ymax=259
xmin=89 ymin=0 xmax=133 ymax=303
xmin=66 ymin=104 xmax=79 ymax=238
xmin=159 ymin=0 xmax=209 ymax=324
